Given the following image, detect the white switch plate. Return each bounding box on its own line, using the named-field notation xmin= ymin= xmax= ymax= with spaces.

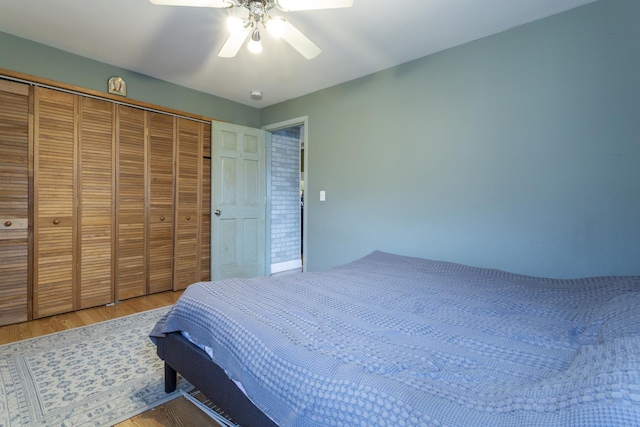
xmin=320 ymin=190 xmax=326 ymax=201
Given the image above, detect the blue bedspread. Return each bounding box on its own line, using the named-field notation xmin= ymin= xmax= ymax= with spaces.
xmin=151 ymin=251 xmax=640 ymax=426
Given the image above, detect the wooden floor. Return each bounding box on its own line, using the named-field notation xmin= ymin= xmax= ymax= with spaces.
xmin=0 ymin=291 xmax=222 ymax=427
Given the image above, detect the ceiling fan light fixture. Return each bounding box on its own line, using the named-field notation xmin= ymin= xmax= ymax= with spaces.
xmin=265 ymin=16 xmax=286 ymax=38
xmin=247 ymin=28 xmax=263 ymax=53
xmin=151 ymin=0 xmax=354 ymax=59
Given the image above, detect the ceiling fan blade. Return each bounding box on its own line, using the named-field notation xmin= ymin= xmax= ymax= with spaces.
xmin=218 ymin=27 xmax=251 ymax=58
xmin=276 ymin=0 xmax=352 ymax=12
xmin=280 ymin=20 xmax=321 ymax=59
xmin=149 ymin=0 xmax=234 ymax=8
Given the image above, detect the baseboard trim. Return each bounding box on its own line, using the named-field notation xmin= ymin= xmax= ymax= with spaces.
xmin=270 ymin=259 xmax=303 ymax=275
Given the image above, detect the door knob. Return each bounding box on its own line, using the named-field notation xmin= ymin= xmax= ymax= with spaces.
xmin=214 ymin=209 xmax=221 ymax=216
xmin=4 ymin=221 xmax=11 ymax=227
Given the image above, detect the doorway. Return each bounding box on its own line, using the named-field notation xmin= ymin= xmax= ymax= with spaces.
xmin=264 ymin=117 xmax=308 ymax=275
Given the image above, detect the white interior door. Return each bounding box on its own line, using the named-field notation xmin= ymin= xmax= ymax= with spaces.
xmin=211 ymin=121 xmax=266 ymax=280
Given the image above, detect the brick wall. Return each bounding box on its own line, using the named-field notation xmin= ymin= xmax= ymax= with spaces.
xmin=270 ymin=127 xmax=301 ymax=267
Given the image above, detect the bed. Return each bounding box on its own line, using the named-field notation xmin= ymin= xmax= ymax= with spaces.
xmin=150 ymin=251 xmax=640 ymax=426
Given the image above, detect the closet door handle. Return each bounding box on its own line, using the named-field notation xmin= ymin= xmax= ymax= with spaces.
xmin=53 ymin=219 xmax=60 ymax=225
xmin=160 ymin=216 xmax=165 ymax=221
xmin=3 ymin=221 xmax=11 ymax=227
xmin=186 ymin=216 xmax=191 ymax=221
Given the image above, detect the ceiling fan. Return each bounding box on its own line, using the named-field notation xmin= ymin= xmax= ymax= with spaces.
xmin=149 ymin=0 xmax=353 ymax=59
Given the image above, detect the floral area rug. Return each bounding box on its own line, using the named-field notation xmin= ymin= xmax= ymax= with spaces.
xmin=0 ymin=306 xmax=192 ymax=426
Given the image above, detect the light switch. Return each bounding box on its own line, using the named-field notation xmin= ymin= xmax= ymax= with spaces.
xmin=320 ymin=190 xmax=326 ymax=201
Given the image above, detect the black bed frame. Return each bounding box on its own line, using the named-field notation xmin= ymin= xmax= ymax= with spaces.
xmin=156 ymin=332 xmax=279 ymax=427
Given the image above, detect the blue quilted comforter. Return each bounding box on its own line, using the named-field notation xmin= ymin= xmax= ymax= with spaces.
xmin=151 ymin=251 xmax=640 ymax=426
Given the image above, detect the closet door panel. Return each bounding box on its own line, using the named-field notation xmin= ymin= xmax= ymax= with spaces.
xmin=33 ymin=88 xmax=76 ymax=318
xmin=148 ymin=112 xmax=174 ymax=293
xmin=78 ymin=97 xmax=114 ymax=308
xmin=173 ymin=118 xmax=202 ymax=290
xmin=201 ymin=124 xmax=211 ymax=281
xmin=0 ymin=240 xmax=28 ymax=324
xmin=116 ymin=105 xmax=147 ymax=300
xmin=0 ymin=80 xmax=30 ymax=325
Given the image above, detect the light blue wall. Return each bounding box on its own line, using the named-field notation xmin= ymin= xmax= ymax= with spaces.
xmin=0 ymin=31 xmax=260 ymax=127
xmin=261 ymin=0 xmax=640 ymax=278
xmin=2 ymin=1 xmax=638 ymax=278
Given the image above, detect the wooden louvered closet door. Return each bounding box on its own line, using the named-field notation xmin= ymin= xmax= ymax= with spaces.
xmin=116 ymin=105 xmax=147 ymax=300
xmin=201 ymin=124 xmax=211 ymax=282
xmin=77 ymin=97 xmax=115 ymax=308
xmin=148 ymin=112 xmax=175 ymax=293
xmin=2 ymin=79 xmax=213 ymax=325
xmin=34 ymin=88 xmax=115 ymax=317
xmin=0 ymin=80 xmax=30 ymax=326
xmin=173 ymin=117 xmax=203 ymax=290
xmin=33 ymin=88 xmax=77 ymax=318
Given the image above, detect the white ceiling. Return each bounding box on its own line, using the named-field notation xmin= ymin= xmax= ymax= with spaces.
xmin=0 ymin=0 xmax=595 ymax=108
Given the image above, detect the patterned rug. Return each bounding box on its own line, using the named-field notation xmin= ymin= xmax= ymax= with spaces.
xmin=0 ymin=307 xmax=192 ymax=426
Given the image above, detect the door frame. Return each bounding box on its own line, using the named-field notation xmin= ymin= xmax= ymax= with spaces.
xmin=263 ymin=116 xmax=309 ymax=272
